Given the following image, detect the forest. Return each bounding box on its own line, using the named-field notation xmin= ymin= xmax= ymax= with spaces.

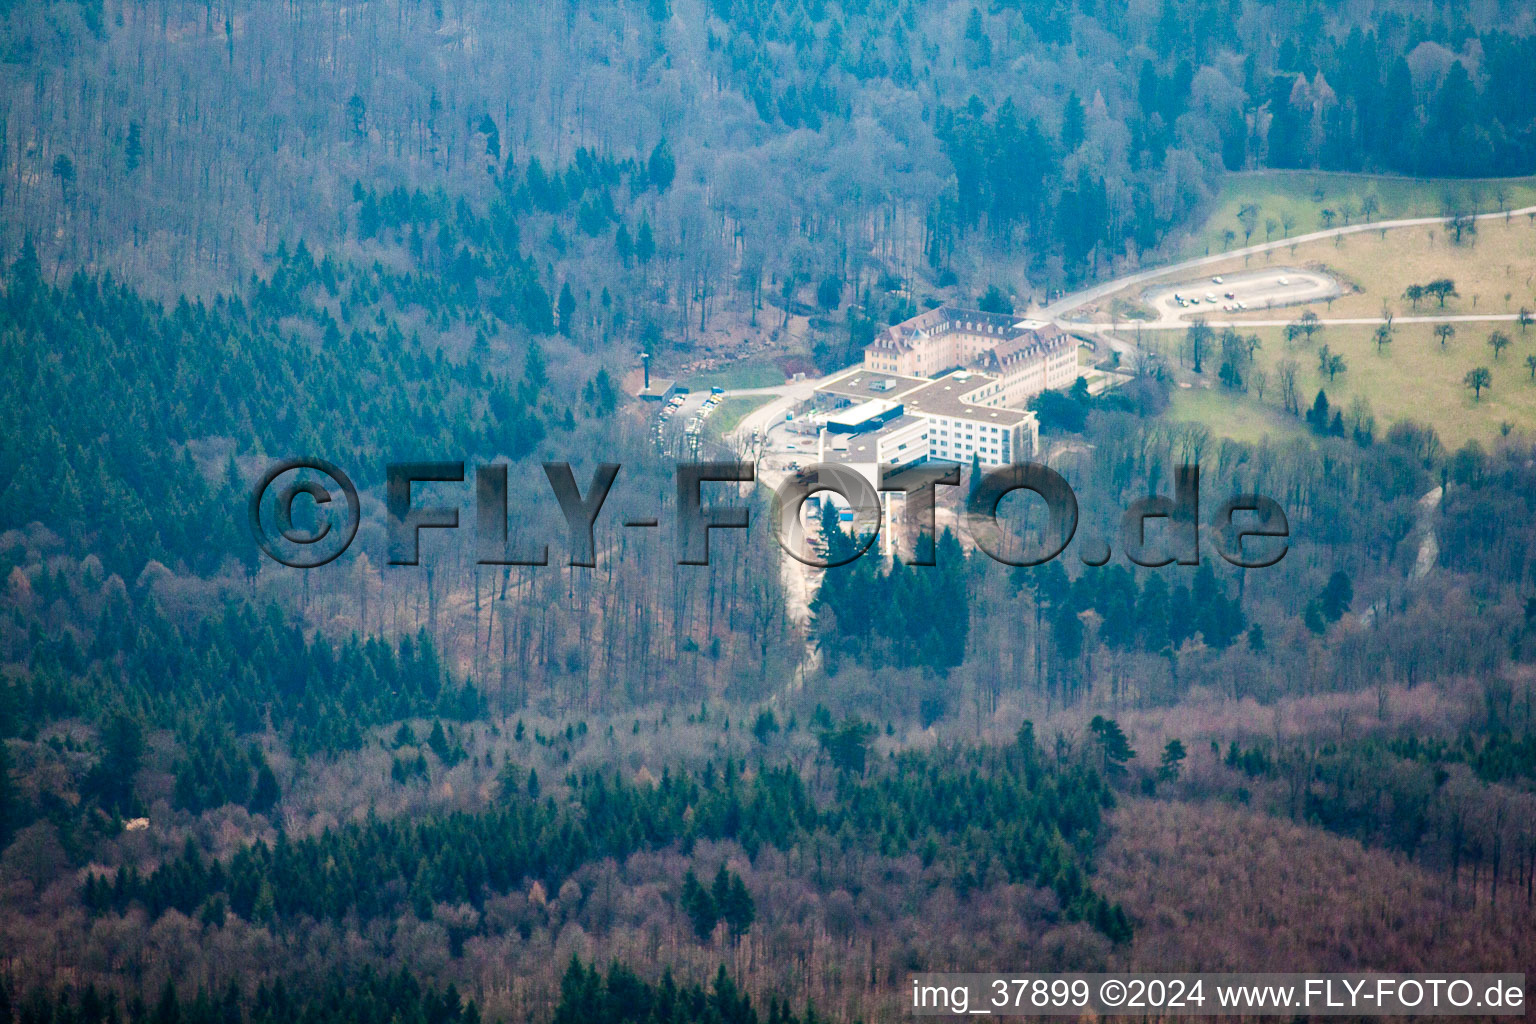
xmin=5 ymin=0 xmax=1536 ymax=1020
xmin=7 ymin=0 xmax=1536 ymax=310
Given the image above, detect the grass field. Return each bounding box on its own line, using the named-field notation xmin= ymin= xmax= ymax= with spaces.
xmin=1096 ymin=208 xmax=1536 ymax=330
xmin=1263 ymin=321 xmax=1536 ymax=445
xmin=682 ymin=358 xmax=786 ymax=391
xmin=1190 ymin=214 xmax=1536 ymax=322
xmin=1178 ymin=170 xmax=1536 ymax=261
xmin=1141 ymin=320 xmax=1536 ymax=447
xmin=1165 ymin=383 xmax=1308 ymax=446
xmin=706 ymin=395 xmax=774 ymax=438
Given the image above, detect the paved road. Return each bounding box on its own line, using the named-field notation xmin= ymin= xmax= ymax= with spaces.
xmin=642 ymin=202 xmax=1536 ymax=439
xmin=1129 ymin=311 xmax=1527 ymax=331
xmin=1040 ymin=203 xmax=1536 ymax=324
xmin=723 ymin=379 xmax=820 ymax=452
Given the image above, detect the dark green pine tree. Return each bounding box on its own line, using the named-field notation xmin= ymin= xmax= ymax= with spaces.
xmin=553 ymin=956 xmax=603 ymax=1024
xmin=709 ymin=864 xmax=732 ymax=922
xmin=1158 ymin=739 xmax=1187 ymax=781
xmin=635 ymin=218 xmax=656 ymax=264
xmin=1307 ymin=389 xmax=1331 ymax=432
xmin=0 ymin=740 xmax=18 ymax=848
xmin=815 ymin=717 xmax=876 ymax=775
xmin=1247 ymin=622 xmax=1266 ymax=652
xmin=524 ymin=339 xmax=549 ymax=388
xmin=681 ymin=869 xmax=717 ymax=940
xmin=153 ymin=980 xmax=179 ymax=1024
xmin=1166 ymin=582 xmax=1195 ymax=648
xmin=1428 ymin=61 xmax=1480 ymax=175
xmin=614 ymin=223 xmax=633 ymax=265
xmin=1060 ymin=91 xmax=1086 ymax=151
xmin=647 ymin=139 xmax=675 ymax=192
xmin=1319 ymin=569 xmax=1354 ymax=622
xmin=1089 ymin=715 xmax=1135 ymax=777
xmin=88 ymin=713 xmax=144 ymax=816
xmin=1052 ymin=599 xmax=1084 ymax=666
xmin=721 ymin=871 xmax=755 ymax=939
xmin=250 ymin=759 xmax=280 ymax=815
xmin=557 ymin=282 xmax=576 ymax=336
xmin=1094 ymin=565 xmax=1138 ymax=650
xmin=1192 ymin=563 xmax=1244 ymax=649
xmin=1304 ymin=600 xmax=1328 ymax=635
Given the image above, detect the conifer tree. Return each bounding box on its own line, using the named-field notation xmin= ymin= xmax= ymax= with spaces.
xmin=0 ymin=741 xmax=17 ymax=848
xmin=1089 ymin=716 xmax=1135 ymax=776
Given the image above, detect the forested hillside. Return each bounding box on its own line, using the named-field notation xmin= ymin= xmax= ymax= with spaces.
xmin=4 ymin=0 xmax=1536 ymax=1021
xmin=6 ymin=0 xmax=1536 ymax=315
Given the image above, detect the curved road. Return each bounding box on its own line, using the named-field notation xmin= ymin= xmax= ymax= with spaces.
xmin=1040 ymin=203 xmax=1536 ymax=323
xmin=723 ymin=380 xmax=822 ymax=452
xmin=660 ymin=202 xmax=1536 ymax=435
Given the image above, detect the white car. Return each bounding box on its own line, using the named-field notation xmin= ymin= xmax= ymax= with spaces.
xmin=1212 ymin=276 xmax=1224 ymax=284
xmin=1278 ymin=277 xmax=1290 ymax=286
xmin=1205 ymin=293 xmax=1217 ymax=302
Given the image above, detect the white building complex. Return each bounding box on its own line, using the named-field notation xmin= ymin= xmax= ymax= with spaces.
xmin=862 ymin=306 xmax=1078 ymax=407
xmin=810 ymin=305 xmax=1081 ymax=487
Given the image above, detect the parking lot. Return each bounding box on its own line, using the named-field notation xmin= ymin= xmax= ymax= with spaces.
xmin=1142 ymin=267 xmax=1340 ymax=323
xmin=651 ymin=387 xmax=729 ymax=452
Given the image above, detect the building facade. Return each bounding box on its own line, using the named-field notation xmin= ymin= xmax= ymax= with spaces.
xmin=812 ymin=369 xmax=1039 ymax=468
xmin=800 ymin=305 xmax=1082 ymax=468
xmin=862 ymin=306 xmax=1078 ymax=403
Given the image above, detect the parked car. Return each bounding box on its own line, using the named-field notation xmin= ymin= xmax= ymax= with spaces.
xmin=1212 ymin=275 xmax=1224 ymax=284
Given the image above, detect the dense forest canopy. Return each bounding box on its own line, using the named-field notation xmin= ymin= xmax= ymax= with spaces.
xmin=3 ymin=0 xmax=1536 ymax=1021
xmin=4 ymin=0 xmax=1535 ymax=312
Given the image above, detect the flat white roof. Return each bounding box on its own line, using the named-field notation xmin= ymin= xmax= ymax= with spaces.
xmin=825 ymin=398 xmax=898 ymax=429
